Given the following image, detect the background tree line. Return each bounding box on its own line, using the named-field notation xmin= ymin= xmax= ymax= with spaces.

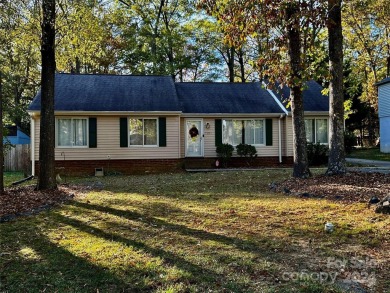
xmin=0 ymin=0 xmax=389 ymax=188
xmin=1 ymin=0 xmax=388 ymax=138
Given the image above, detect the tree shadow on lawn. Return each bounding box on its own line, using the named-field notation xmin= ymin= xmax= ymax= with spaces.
xmin=69 ymin=201 xmax=292 ymax=255
xmin=53 ymin=211 xmax=258 ymax=292
xmin=66 ymin=201 xmax=390 ymax=291
xmin=0 ymin=220 xmax=128 ymax=292
xmin=65 ymin=202 xmax=334 ymax=277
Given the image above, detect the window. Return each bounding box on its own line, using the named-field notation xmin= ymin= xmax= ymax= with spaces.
xmin=222 ymin=119 xmax=265 ymax=146
xmin=57 ymin=118 xmax=88 ymax=147
xmin=129 ymin=118 xmax=158 ymax=146
xmin=305 ymin=118 xmax=328 ymax=144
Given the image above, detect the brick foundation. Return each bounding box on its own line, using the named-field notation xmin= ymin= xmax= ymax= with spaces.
xmin=34 ymin=156 xmax=294 ymax=176
xmin=35 ymin=159 xmax=184 ymax=176
xmin=185 ymin=156 xmax=294 ymax=169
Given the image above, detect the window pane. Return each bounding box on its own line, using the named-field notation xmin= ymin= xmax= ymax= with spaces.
xmin=144 ymin=119 xmax=157 ymax=145
xmin=129 ymin=118 xmax=143 ymax=145
xmin=73 ymin=119 xmax=87 ymax=146
xmin=316 ymin=119 xmax=328 ymax=143
xmin=58 ymin=119 xmax=72 ymax=146
xmin=254 ymin=120 xmax=264 ymax=145
xmin=244 ymin=120 xmax=264 ymax=145
xmin=232 ymin=120 xmax=242 ymax=145
xmin=223 ymin=120 xmax=242 ymax=145
xmin=222 ymin=120 xmax=232 ymax=144
xmin=244 ymin=120 xmax=254 ymax=144
xmin=305 ymin=119 xmax=315 ymax=143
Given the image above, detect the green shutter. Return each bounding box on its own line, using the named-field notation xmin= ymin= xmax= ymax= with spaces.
xmin=89 ymin=117 xmax=97 ymax=148
xmin=266 ymin=119 xmax=273 ymax=146
xmin=120 ymin=117 xmax=128 ymax=147
xmin=158 ymin=117 xmax=167 ymax=147
xmin=215 ymin=119 xmax=222 ymax=146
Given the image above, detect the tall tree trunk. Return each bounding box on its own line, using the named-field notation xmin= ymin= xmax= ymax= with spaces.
xmin=227 ymin=47 xmax=235 ymax=82
xmin=151 ymin=0 xmax=165 ymax=73
xmin=38 ymin=0 xmax=57 ymax=190
xmin=387 ymin=56 xmax=390 ymax=77
xmin=237 ymin=49 xmax=245 ymax=82
xmin=286 ymin=4 xmax=311 ymax=178
xmin=326 ymin=0 xmax=346 ymax=175
xmin=75 ymin=56 xmax=81 ymax=74
xmin=0 ymin=72 xmax=4 ymax=194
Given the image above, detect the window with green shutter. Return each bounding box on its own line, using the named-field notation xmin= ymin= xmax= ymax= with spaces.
xmin=120 ymin=117 xmax=167 ymax=147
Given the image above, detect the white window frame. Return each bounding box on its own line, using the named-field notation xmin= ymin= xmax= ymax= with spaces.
xmin=305 ymin=118 xmax=329 ymax=144
xmin=128 ymin=117 xmax=159 ymax=147
xmin=222 ymin=119 xmax=266 ymax=146
xmin=56 ymin=117 xmax=89 ymax=148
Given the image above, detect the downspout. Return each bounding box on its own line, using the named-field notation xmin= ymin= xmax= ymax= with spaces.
xmin=278 ymin=114 xmax=285 ymax=163
xmin=178 ymin=116 xmax=181 ymax=159
xmin=31 ymin=116 xmax=35 ymax=176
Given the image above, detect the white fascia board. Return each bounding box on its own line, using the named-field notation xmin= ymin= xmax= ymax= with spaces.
xmin=180 ymin=113 xmax=285 ymax=118
xmin=266 ymin=89 xmax=289 ymax=115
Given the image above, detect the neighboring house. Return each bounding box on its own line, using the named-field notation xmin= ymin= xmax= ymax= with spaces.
xmin=377 ymin=77 xmax=390 ymax=152
xmin=28 ymin=73 xmax=329 ymax=175
xmin=4 ymin=126 xmax=31 ymax=145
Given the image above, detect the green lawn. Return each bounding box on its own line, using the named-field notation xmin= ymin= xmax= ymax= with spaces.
xmin=349 ymin=147 xmax=390 ymax=161
xmin=1 ymin=170 xmax=388 ymax=292
xmin=3 ymin=171 xmax=29 ymax=186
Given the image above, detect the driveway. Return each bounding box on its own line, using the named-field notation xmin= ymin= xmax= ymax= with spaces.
xmin=346 ymin=157 xmax=390 ymax=174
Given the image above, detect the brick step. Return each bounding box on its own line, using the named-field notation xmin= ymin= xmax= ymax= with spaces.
xmin=184 ymin=158 xmax=215 ymax=169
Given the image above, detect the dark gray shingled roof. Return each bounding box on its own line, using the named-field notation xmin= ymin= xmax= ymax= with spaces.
xmin=29 ymin=74 xmax=328 ymax=114
xmin=28 ymin=73 xmax=182 ymax=112
xmin=175 ymin=82 xmax=284 ymax=114
xmin=270 ymin=80 xmax=329 ymax=112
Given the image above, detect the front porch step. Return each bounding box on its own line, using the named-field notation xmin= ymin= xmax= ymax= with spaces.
xmin=184 ymin=158 xmax=216 ymax=169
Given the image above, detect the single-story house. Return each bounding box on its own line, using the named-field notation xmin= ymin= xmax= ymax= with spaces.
xmin=28 ymin=73 xmax=329 ymax=175
xmin=377 ymin=77 xmax=390 ymax=152
xmin=4 ymin=125 xmax=31 ymax=145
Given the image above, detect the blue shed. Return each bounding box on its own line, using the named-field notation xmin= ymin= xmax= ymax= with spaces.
xmin=4 ymin=126 xmax=31 ymax=145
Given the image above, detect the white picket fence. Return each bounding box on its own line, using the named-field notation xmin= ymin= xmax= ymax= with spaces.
xmin=4 ymin=144 xmax=30 ymax=172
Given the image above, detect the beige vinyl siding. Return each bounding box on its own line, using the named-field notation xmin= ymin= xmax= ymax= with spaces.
xmin=285 ymin=116 xmax=294 ymax=157
xmin=284 ymin=115 xmax=329 ymax=157
xmin=203 ymin=118 xmax=217 ymax=157
xmin=181 ymin=117 xmax=281 ymax=158
xmin=33 ymin=115 xmax=180 ymax=160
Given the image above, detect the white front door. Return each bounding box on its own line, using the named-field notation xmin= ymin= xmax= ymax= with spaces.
xmin=185 ymin=119 xmax=203 ymax=157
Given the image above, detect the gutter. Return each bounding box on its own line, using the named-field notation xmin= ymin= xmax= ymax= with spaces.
xmin=278 ymin=114 xmax=285 ymax=163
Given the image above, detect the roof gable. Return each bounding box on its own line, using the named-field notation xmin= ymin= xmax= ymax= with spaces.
xmin=28 ymin=73 xmax=181 ymax=112
xmin=269 ymin=80 xmax=329 ymax=112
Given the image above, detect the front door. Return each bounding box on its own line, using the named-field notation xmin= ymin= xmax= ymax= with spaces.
xmin=185 ymin=119 xmax=203 ymax=157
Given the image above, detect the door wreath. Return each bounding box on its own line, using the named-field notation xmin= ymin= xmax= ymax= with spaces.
xmin=189 ymin=125 xmax=199 ymax=138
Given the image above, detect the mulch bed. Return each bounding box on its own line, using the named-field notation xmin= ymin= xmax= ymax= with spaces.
xmin=276 ymin=171 xmax=390 ymax=203
xmin=0 ymin=185 xmax=77 ymax=222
